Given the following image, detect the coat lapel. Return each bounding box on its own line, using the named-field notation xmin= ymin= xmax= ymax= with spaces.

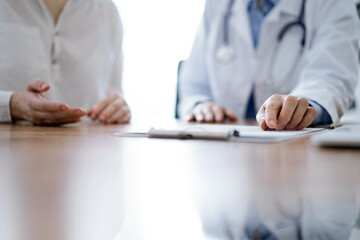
xmin=265 ymin=0 xmax=303 ymax=23
xmin=231 ymin=0 xmax=254 ymax=49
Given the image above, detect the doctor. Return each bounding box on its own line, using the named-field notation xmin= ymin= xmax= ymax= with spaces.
xmin=178 ymin=0 xmax=360 ymax=130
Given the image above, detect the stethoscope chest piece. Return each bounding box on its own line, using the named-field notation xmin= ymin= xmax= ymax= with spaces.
xmin=216 ymin=45 xmax=236 ymax=63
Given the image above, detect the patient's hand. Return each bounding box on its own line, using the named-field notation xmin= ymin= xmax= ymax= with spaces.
xmin=10 ymin=79 xmax=86 ymax=125
xmin=88 ymin=91 xmax=131 ymax=124
xmin=256 ymin=94 xmax=317 ymax=131
xmin=187 ymin=102 xmax=238 ymax=123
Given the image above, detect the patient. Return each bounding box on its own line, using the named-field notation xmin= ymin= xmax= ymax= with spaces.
xmin=0 ymin=0 xmax=130 ymax=125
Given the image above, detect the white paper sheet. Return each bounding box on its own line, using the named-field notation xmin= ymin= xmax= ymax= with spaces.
xmin=196 ymin=124 xmax=325 ymax=142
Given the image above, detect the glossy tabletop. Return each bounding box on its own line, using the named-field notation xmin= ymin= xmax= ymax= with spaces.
xmin=0 ymin=120 xmax=359 ymax=240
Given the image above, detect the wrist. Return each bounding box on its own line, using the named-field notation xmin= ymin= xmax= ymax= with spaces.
xmin=9 ymin=92 xmax=24 ymax=121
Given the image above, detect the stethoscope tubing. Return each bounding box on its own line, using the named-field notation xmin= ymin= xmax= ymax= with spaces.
xmin=223 ymin=0 xmax=236 ymax=46
xmin=218 ymin=0 xmax=308 ymax=92
xmin=277 ymin=0 xmax=307 ymax=46
xmin=219 ymin=0 xmax=307 ymax=57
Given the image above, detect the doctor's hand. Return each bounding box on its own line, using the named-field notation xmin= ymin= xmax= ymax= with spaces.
xmin=256 ymin=94 xmax=317 ymax=131
xmin=10 ymin=78 xmax=87 ymax=125
xmin=187 ymin=102 xmax=238 ymax=123
xmin=88 ymin=91 xmax=131 ymax=124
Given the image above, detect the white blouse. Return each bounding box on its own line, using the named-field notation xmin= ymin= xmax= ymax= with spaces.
xmin=0 ymin=0 xmax=123 ymax=122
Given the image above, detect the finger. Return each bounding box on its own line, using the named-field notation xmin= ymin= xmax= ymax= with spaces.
xmin=276 ymin=96 xmax=298 ymax=130
xmin=194 ymin=111 xmax=205 ymax=122
xmin=106 ymin=106 xmax=130 ymax=124
xmin=48 ymin=108 xmax=86 ymax=119
xmin=27 ymin=78 xmax=50 ymax=93
xmin=116 ymin=112 xmax=132 ymax=124
xmin=186 ymin=113 xmax=196 ymax=122
xmin=295 ymin=107 xmax=317 ymax=130
xmin=90 ymin=93 xmax=120 ymax=119
xmin=265 ymin=101 xmax=282 ymax=129
xmin=32 ymin=108 xmax=86 ymax=124
xmin=260 ymin=119 xmax=269 ymax=130
xmin=285 ymin=98 xmax=309 ymax=130
xmin=31 ymin=98 xmax=69 ymax=112
xmin=201 ymin=108 xmax=215 ymax=123
xmin=224 ymin=107 xmax=238 ymax=122
xmin=39 ymin=117 xmax=83 ymax=125
xmin=98 ymin=98 xmax=125 ymax=123
xmin=256 ymin=106 xmax=267 ymax=130
xmin=89 ymin=104 xmax=99 ymax=119
xmin=212 ymin=105 xmax=225 ymax=123
xmin=87 ymin=106 xmax=98 ymax=118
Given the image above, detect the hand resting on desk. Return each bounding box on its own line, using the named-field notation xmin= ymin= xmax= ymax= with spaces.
xmin=256 ymin=94 xmax=317 ymax=131
xmin=186 ymin=102 xmax=238 ymax=123
xmin=88 ymin=91 xmax=131 ymax=124
xmin=186 ymin=95 xmax=317 ymax=131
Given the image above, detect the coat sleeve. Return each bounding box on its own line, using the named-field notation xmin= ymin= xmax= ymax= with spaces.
xmin=0 ymin=91 xmax=13 ymax=123
xmin=291 ymin=0 xmax=360 ymax=123
xmin=178 ymin=1 xmax=214 ymax=119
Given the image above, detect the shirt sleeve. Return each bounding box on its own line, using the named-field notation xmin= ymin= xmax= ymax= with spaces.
xmin=291 ymin=0 xmax=360 ymax=124
xmin=0 ymin=91 xmax=13 ymax=123
xmin=178 ymin=1 xmax=213 ymax=119
xmin=309 ymin=99 xmax=332 ymax=126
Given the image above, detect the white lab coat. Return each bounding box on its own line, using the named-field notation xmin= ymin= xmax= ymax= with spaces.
xmin=179 ymin=0 xmax=360 ymax=123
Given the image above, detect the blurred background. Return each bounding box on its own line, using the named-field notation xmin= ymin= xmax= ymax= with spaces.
xmin=111 ymin=2 xmax=207 ymax=238
xmin=113 ymin=0 xmax=206 ymax=121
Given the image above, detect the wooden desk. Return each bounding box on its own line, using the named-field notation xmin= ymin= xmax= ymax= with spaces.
xmin=0 ymin=121 xmax=359 ymax=240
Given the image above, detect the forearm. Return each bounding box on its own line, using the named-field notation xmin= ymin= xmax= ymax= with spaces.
xmin=292 ymin=0 xmax=360 ymax=123
xmin=178 ymin=59 xmax=213 ymax=117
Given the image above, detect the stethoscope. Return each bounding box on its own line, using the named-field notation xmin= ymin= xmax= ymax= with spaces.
xmin=216 ymin=0 xmax=307 ymax=63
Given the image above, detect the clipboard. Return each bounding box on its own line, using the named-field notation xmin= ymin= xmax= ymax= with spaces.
xmin=148 ymin=127 xmax=240 ymax=140
xmin=113 ymin=125 xmax=325 ymax=142
xmin=114 ymin=127 xmax=240 ymax=140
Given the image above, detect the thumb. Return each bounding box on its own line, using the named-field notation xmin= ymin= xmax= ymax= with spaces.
xmin=256 ymin=107 xmax=268 ymax=130
xmin=186 ymin=113 xmax=195 ymax=122
xmin=224 ymin=107 xmax=238 ymax=122
xmin=27 ymin=78 xmax=50 ymax=93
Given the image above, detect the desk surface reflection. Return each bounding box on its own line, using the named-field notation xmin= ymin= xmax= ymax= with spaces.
xmin=0 ymin=121 xmax=359 ymax=240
